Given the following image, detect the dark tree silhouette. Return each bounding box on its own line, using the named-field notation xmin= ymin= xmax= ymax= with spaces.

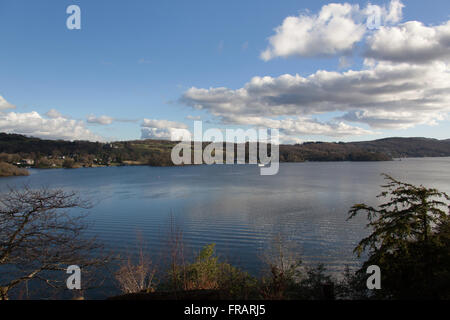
xmin=348 ymin=174 xmax=450 ymax=299
xmin=0 ymin=186 xmax=107 ymax=300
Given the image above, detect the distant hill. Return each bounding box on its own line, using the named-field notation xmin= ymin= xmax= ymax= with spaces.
xmin=278 ymin=137 xmax=450 ymax=162
xmin=0 ymin=133 xmax=449 ymax=170
xmin=350 ymin=138 xmax=450 ymax=158
xmin=0 ymin=133 xmax=106 ymax=155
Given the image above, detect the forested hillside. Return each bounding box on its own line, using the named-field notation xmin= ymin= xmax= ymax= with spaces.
xmin=1 ymin=133 xmax=450 ymax=171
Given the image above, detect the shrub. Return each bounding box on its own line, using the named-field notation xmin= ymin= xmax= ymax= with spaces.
xmin=115 ymin=248 xmax=157 ymax=294
xmin=0 ymin=162 xmax=28 ymax=177
xmin=161 ymin=243 xmax=257 ymax=299
xmin=62 ymin=159 xmax=76 ymax=169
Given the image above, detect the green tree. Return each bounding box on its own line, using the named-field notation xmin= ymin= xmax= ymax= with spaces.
xmin=348 ymin=174 xmax=450 ymax=299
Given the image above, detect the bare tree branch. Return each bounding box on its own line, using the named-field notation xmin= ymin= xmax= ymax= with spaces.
xmin=0 ymin=185 xmax=108 ymax=300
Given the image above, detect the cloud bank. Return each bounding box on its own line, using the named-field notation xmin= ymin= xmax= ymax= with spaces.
xmin=181 ymin=1 xmax=450 ymax=142
xmin=87 ymin=114 xmax=114 ymax=125
xmin=183 ymin=61 xmax=450 ymax=130
xmin=0 ymin=110 xmax=103 ymax=141
xmin=366 ymin=20 xmax=450 ymax=64
xmin=141 ymin=119 xmax=191 ymax=141
xmin=261 ymin=0 xmax=403 ymax=60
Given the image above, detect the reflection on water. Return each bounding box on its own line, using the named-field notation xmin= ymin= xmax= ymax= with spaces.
xmin=1 ymin=158 xmax=449 ymax=290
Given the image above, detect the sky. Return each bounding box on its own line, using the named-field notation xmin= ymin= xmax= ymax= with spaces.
xmin=0 ymin=0 xmax=449 ymax=143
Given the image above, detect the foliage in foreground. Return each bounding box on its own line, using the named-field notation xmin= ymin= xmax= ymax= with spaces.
xmin=115 ymin=175 xmax=450 ymax=300
xmin=348 ymin=174 xmax=450 ymax=299
xmin=2 ymin=173 xmax=449 ymax=300
xmin=115 ymin=241 xmax=344 ymax=300
xmin=0 ymin=186 xmax=108 ymax=300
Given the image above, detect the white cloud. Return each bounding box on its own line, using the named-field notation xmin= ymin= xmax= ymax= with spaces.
xmin=186 ymin=115 xmax=201 ymax=121
xmin=87 ymin=114 xmax=114 ymax=125
xmin=182 ymin=61 xmax=450 ymax=132
xmin=45 ymin=109 xmax=65 ymax=119
xmin=141 ymin=127 xmax=192 ymax=141
xmin=179 ymin=0 xmax=450 ymax=142
xmin=142 ymin=119 xmax=188 ymax=129
xmin=0 ymin=96 xmax=16 ymax=110
xmin=261 ymin=1 xmax=404 ymax=60
xmin=384 ymin=0 xmax=404 ymax=24
xmin=278 ymin=135 xmax=305 ymax=145
xmin=261 ymin=3 xmax=365 ymax=60
xmin=141 ymin=119 xmax=191 ymax=141
xmin=366 ymin=20 xmax=450 ymax=64
xmin=340 ymin=109 xmax=446 ymax=129
xmin=221 ymin=115 xmax=375 ymax=137
xmin=0 ymin=111 xmax=104 ymax=141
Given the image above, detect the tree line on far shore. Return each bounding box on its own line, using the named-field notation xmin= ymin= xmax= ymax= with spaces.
xmin=2 ymin=133 xmax=450 ymax=176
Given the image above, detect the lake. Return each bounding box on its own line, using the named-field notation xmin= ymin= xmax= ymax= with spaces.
xmin=1 ymin=158 xmax=449 ymax=296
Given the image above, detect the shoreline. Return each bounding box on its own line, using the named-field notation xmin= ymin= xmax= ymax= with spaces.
xmin=3 ymin=156 xmax=450 ymax=178
xmin=17 ymin=156 xmax=450 ymax=171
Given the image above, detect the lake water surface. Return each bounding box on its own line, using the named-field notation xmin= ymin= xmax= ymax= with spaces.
xmin=1 ymin=158 xmax=449 ymax=290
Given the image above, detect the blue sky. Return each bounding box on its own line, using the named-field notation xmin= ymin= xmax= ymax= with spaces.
xmin=0 ymin=0 xmax=449 ymax=143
